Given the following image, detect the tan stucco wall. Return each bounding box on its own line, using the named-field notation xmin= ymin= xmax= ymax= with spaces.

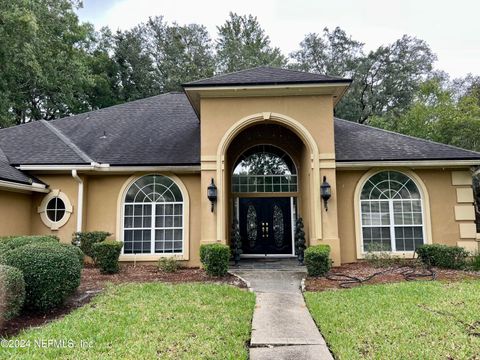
xmin=0 ymin=190 xmax=32 ymax=236
xmin=199 ymin=95 xmax=341 ymax=263
xmin=31 ymin=175 xmax=78 ymax=243
xmin=337 ymin=168 xmax=475 ymax=263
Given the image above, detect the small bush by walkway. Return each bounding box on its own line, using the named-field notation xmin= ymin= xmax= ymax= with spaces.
xmin=0 ymin=283 xmax=255 ymax=359
xmin=305 ymin=280 xmax=480 ymax=359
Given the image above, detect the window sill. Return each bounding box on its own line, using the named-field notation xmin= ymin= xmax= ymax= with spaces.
xmin=119 ymin=254 xmax=188 ymax=262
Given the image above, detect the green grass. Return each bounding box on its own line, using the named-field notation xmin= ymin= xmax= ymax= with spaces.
xmin=0 ymin=283 xmax=255 ymax=359
xmin=305 ymin=280 xmax=480 ymax=359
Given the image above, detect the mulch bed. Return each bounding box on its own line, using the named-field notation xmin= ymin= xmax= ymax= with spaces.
xmin=1 ymin=264 xmax=246 ymax=338
xmin=305 ymin=262 xmax=480 ymax=291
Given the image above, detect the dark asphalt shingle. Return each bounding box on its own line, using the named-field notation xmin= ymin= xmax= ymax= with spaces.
xmin=50 ymin=93 xmax=199 ymax=165
xmin=184 ymin=66 xmax=350 ymax=87
xmin=0 ymin=120 xmax=88 ymax=165
xmin=0 ymin=148 xmax=34 ymax=184
xmin=334 ymin=118 xmax=480 ymax=161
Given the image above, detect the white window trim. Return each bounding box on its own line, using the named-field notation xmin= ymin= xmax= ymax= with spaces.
xmin=116 ymin=173 xmax=190 ymax=261
xmin=353 ymin=169 xmax=432 ymax=259
xmin=37 ymin=189 xmax=73 ymax=230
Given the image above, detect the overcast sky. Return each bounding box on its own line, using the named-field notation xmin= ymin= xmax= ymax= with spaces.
xmin=77 ymin=0 xmax=479 ymax=78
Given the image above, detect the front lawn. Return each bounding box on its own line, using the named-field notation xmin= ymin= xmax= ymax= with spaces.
xmin=305 ymin=280 xmax=480 ymax=359
xmin=0 ymin=283 xmax=255 ymax=359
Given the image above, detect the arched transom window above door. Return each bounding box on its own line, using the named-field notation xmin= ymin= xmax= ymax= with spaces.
xmin=360 ymin=171 xmax=425 ymax=252
xmin=123 ymin=175 xmax=184 ymax=255
xmin=232 ymin=145 xmax=297 ymax=193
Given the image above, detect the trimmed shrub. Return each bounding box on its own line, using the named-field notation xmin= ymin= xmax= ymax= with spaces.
xmin=0 ymin=242 xmax=82 ymax=311
xmin=416 ymin=244 xmax=469 ymax=269
xmin=305 ymin=245 xmax=332 ymax=276
xmin=158 ymin=257 xmax=180 ymax=273
xmin=60 ymin=244 xmax=85 ymax=268
xmin=200 ymin=244 xmax=230 ymax=277
xmin=0 ymin=235 xmax=59 ymax=255
xmin=0 ymin=265 xmax=25 ymax=321
xmin=469 ymin=253 xmax=480 ymax=271
xmin=92 ymin=240 xmax=123 ymax=274
xmin=72 ymin=231 xmax=111 ymax=259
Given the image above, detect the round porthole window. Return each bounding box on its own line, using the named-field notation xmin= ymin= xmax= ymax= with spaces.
xmin=46 ymin=197 xmax=66 ymax=222
xmin=38 ymin=190 xmax=73 ymax=230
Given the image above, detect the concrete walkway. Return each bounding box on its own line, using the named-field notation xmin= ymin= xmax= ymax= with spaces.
xmin=230 ymin=269 xmax=333 ymax=360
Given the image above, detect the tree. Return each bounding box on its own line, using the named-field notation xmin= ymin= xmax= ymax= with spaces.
xmin=146 ymin=17 xmax=215 ymax=92
xmin=112 ymin=25 xmax=160 ymax=102
xmin=0 ymin=0 xmax=94 ymax=126
xmin=291 ymin=28 xmax=436 ymax=123
xmin=215 ymin=12 xmax=287 ymax=73
xmin=369 ymin=79 xmax=480 ymax=152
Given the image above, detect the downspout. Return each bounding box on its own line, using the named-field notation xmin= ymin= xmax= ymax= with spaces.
xmin=72 ymin=170 xmax=83 ymax=232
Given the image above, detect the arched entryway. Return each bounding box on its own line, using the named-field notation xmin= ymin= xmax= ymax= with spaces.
xmin=225 ymin=123 xmax=311 ymax=257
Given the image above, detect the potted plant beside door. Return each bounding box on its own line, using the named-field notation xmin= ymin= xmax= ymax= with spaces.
xmin=295 ymin=218 xmax=306 ymax=265
xmin=231 ymin=219 xmax=243 ymax=266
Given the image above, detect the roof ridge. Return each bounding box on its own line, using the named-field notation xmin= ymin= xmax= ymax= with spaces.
xmin=334 ymin=117 xmax=480 ymax=156
xmin=40 ymin=120 xmax=93 ymax=163
xmin=183 ymin=67 xmax=259 ymax=85
xmin=0 ymin=144 xmax=9 ymax=163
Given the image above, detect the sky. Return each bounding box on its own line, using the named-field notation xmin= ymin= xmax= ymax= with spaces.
xmin=77 ymin=0 xmax=479 ymax=78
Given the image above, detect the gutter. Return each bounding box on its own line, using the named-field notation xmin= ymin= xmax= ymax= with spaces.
xmin=336 ymin=159 xmax=480 ymax=169
xmin=0 ymin=179 xmax=49 ymax=193
xmin=71 ymin=170 xmax=83 ymax=232
xmin=16 ymin=164 xmax=200 ymax=173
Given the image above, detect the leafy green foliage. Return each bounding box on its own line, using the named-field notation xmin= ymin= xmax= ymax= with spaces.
xmin=469 ymin=252 xmax=480 ymax=271
xmin=72 ymin=231 xmax=111 ymax=259
xmin=0 ymin=0 xmax=95 ymax=126
xmin=0 ymin=242 xmax=81 ymax=311
xmin=416 ymin=244 xmax=469 ymax=269
xmin=0 ymin=283 xmax=255 ymax=359
xmin=291 ymin=28 xmax=436 ymax=123
xmin=306 ymin=281 xmax=480 ymax=359
xmin=157 ymin=257 xmax=180 ymax=273
xmin=304 ymin=245 xmax=331 ymax=276
xmin=0 ymin=264 xmax=25 ymax=321
xmin=200 ymin=244 xmax=230 ymax=277
xmin=0 ymin=235 xmax=59 ymax=254
xmin=370 ymin=78 xmax=480 ymax=152
xmin=60 ymin=244 xmax=85 ymax=268
xmin=92 ymin=240 xmax=123 ymax=274
xmin=294 ymin=218 xmax=306 ymax=264
xmin=216 ymin=12 xmax=286 ymax=73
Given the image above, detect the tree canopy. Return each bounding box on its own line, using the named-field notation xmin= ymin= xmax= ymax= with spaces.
xmin=0 ymin=0 xmax=479 ymax=159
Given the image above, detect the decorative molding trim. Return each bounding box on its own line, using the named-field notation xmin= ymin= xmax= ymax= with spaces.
xmin=456 ymin=188 xmax=474 ymax=203
xmin=452 ymin=171 xmax=473 ymax=186
xmin=459 ymin=223 xmax=477 ymax=239
xmin=38 ymin=189 xmax=73 ymax=230
xmin=454 ymin=205 xmax=476 ymax=221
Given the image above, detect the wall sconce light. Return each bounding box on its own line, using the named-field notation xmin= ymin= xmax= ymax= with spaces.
xmin=320 ymin=176 xmax=331 ymax=211
xmin=207 ymin=178 xmax=217 ymax=212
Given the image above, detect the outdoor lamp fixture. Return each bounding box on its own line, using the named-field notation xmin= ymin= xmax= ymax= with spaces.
xmin=320 ymin=176 xmax=331 ymax=211
xmin=207 ymin=178 xmax=217 ymax=212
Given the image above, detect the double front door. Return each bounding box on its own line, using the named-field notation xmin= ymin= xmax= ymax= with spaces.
xmin=238 ymin=197 xmax=293 ymax=255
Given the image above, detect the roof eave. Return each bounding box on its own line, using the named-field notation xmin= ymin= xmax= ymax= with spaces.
xmin=336 ymin=159 xmax=480 ymax=169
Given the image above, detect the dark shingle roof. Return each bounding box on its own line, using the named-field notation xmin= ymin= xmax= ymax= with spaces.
xmin=334 ymin=118 xmax=480 ymax=161
xmin=0 ymin=90 xmax=479 ymax=183
xmin=0 ymin=120 xmax=88 ymax=165
xmin=0 ymin=147 xmax=34 ymax=184
xmin=184 ymin=66 xmax=350 ymax=87
xmin=50 ymin=93 xmax=199 ymax=165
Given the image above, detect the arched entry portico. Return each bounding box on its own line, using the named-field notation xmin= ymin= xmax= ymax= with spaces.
xmin=216 ymin=112 xmax=323 ymax=252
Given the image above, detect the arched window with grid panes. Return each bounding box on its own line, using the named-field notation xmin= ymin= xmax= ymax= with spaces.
xmin=360 ymin=171 xmax=425 ymax=252
xmin=123 ymin=175 xmax=184 ymax=255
